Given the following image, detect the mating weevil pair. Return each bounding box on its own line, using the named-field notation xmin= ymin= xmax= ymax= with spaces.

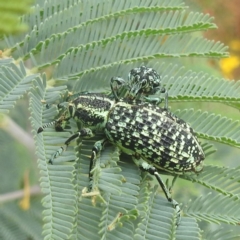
xmin=38 ymin=66 xmax=205 ymax=226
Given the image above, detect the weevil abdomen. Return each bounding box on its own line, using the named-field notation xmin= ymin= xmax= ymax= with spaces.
xmin=105 ymin=101 xmax=205 ymax=174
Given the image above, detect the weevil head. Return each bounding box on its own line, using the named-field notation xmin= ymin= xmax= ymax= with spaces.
xmin=55 ymin=102 xmax=75 ymax=131
xmin=37 ymin=101 xmax=74 ymax=133
xmin=127 ymin=66 xmax=161 ymax=98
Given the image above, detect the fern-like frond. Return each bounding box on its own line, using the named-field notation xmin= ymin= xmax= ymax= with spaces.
xmin=175 ymin=217 xmax=201 ymax=240
xmin=75 ymin=138 xmax=103 ymax=239
xmin=181 ymin=165 xmax=240 ymax=198
xmin=52 ymin=34 xmax=227 ymax=80
xmin=75 ymin=138 xmax=141 ymax=239
xmin=203 ymin=227 xmax=240 ymax=240
xmin=135 ymin=190 xmax=177 ymax=239
xmin=99 ymin=164 xmax=141 ymax=239
xmin=0 ymin=58 xmax=37 ymax=113
xmin=29 ymin=77 xmax=77 ymax=239
xmin=3 ymin=0 xmax=224 ymax=73
xmin=164 ymin=69 xmax=240 ymax=104
xmin=200 ymin=142 xmax=216 ymax=157
xmin=75 ymin=197 xmax=102 ymax=240
xmin=93 ymin=145 xmax=124 ymax=195
xmin=166 ymin=70 xmax=239 ymax=107
xmin=184 ymin=192 xmax=240 ymax=225
xmin=0 ymin=201 xmax=42 ymax=240
xmin=19 ymin=9 xmax=215 ymax=64
xmin=174 ymin=109 xmax=240 ymax=148
xmin=4 ymin=0 xmax=186 ymax=54
xmin=135 ymin=186 xmax=202 ymax=240
xmin=4 ymin=0 xmax=81 ymax=49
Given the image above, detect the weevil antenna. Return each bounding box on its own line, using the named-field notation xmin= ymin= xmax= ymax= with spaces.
xmin=37 ymin=120 xmax=58 ymax=133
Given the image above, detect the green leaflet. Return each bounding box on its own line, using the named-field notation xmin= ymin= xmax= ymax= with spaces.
xmin=185 ymin=192 xmax=240 ymax=225
xmin=0 ymin=59 xmax=38 ymax=113
xmin=175 ymin=109 xmax=240 ymax=148
xmin=182 ymin=165 xmax=240 ymax=198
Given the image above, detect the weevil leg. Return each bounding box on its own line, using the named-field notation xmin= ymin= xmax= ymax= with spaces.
xmin=169 ymin=175 xmax=178 ymax=193
xmin=133 ymin=158 xmax=181 ymax=225
xmin=88 ymin=139 xmax=108 ymax=190
xmin=65 ymin=91 xmax=89 ymax=102
xmin=110 ymin=77 xmax=126 ymax=101
xmin=49 ymin=128 xmax=94 ymax=164
xmin=143 ymin=88 xmax=168 ymax=108
xmin=89 ymin=139 xmax=108 ymax=176
xmin=161 ymin=88 xmax=168 ymax=110
xmin=149 ymin=167 xmax=181 ymax=225
xmin=144 ymin=96 xmax=162 ymax=105
xmin=166 ymin=175 xmax=178 ymax=194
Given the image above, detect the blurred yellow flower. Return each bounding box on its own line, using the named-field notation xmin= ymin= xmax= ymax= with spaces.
xmin=219 ymin=55 xmax=240 ymax=78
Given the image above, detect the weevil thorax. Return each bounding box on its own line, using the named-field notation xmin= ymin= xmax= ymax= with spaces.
xmin=127 ymin=66 xmax=161 ymax=99
xmin=71 ymin=93 xmax=115 ymax=131
xmin=105 ymin=101 xmax=205 ymax=174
